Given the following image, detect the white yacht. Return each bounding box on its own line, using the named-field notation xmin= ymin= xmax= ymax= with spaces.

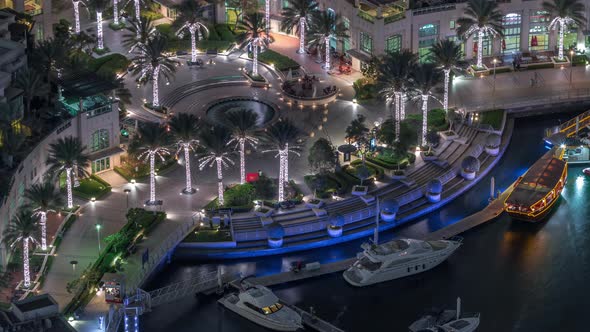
xmin=409 ymin=298 xmax=480 ymax=332
xmin=218 ymin=284 xmax=302 ymax=331
xmin=343 ymin=238 xmax=462 ymax=286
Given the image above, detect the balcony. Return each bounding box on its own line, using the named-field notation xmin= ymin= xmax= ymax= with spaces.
xmin=358 ymin=2 xmax=406 ymax=25
xmin=60 ymin=94 xmax=114 ymax=117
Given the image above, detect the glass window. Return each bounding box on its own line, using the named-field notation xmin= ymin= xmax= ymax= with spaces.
xmin=530 ymin=10 xmax=550 ymax=23
xmin=90 ymin=129 xmax=110 ymax=152
xmin=360 ymin=32 xmax=373 ymax=54
xmin=502 ymin=13 xmax=521 ymax=26
xmin=449 ymin=20 xmax=455 ymax=29
xmin=448 ymin=36 xmax=465 ymax=58
xmin=343 ymin=17 xmax=351 ymax=52
xmin=502 ymin=13 xmax=521 ymax=53
xmin=418 ymin=23 xmax=438 ymax=38
xmin=386 ymin=35 xmax=402 ymax=53
xmin=92 ymin=157 xmax=111 ymax=173
xmin=419 ymin=38 xmax=436 ymax=63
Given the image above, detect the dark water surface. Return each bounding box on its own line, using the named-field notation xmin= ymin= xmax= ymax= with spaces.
xmin=141 ymin=113 xmax=590 ymax=332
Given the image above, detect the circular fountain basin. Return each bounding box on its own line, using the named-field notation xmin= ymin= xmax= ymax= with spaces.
xmin=206 ymin=97 xmax=277 ymax=128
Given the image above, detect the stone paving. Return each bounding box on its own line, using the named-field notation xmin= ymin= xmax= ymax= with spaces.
xmin=30 ymin=14 xmax=590 ymax=331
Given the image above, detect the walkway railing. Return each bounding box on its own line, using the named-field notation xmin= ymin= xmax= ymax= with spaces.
xmin=125 ymin=218 xmax=197 ymax=294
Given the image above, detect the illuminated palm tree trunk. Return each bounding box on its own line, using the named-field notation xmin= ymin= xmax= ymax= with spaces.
xmin=265 ymin=0 xmax=270 ymax=36
xmin=558 ymin=20 xmax=565 ymax=61
xmin=66 ymin=167 xmax=74 ymax=209
xmin=152 ymin=64 xmax=160 ymax=107
xmin=284 ymin=143 xmax=289 ymax=183
xmin=252 ymin=39 xmax=259 ymax=76
xmin=40 ymin=212 xmax=47 ymax=251
xmin=114 ymin=0 xmax=120 ymax=25
xmin=394 ymin=92 xmax=401 ymax=141
xmin=183 ymin=144 xmax=192 ymax=192
xmin=476 ymin=30 xmax=483 ymax=68
xmin=298 ymin=17 xmax=305 ymax=54
xmin=23 ymin=238 xmax=31 ymax=288
xmin=443 ymin=68 xmax=450 ymax=112
xmin=421 ymin=94 xmax=429 ymax=146
xmin=189 ymin=26 xmax=198 ymax=63
xmin=149 ymin=153 xmax=156 ymax=203
xmin=239 ymin=138 xmax=246 ymax=184
xmin=134 ymin=0 xmax=141 ymax=22
xmin=216 ymin=157 xmax=224 ymax=205
xmin=278 ymin=150 xmax=286 ymax=202
xmin=73 ymin=0 xmax=81 ymax=34
xmin=96 ymin=11 xmax=104 ymax=50
xmin=400 ymin=93 xmax=406 ymax=120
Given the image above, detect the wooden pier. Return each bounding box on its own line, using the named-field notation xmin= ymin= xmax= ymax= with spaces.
xmin=249 ymin=258 xmax=356 ymax=287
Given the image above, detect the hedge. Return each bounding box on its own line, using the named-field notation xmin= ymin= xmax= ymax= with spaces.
xmin=90 ymin=53 xmax=131 ymax=76
xmin=215 ymin=24 xmax=235 ymax=42
xmin=524 ymin=63 xmax=554 ymax=70
xmin=256 ymin=49 xmax=300 ymax=71
xmin=114 ymin=158 xmax=178 ymax=181
xmin=304 ymin=174 xmax=341 ymax=198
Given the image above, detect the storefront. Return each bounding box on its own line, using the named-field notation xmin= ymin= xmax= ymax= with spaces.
xmin=502 ymin=13 xmax=521 ymax=54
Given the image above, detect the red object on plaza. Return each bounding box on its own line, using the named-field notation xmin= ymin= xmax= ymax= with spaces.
xmin=246 ymin=172 xmax=260 ymax=182
xmin=531 ymin=36 xmax=538 ymax=47
xmin=473 ymin=42 xmax=478 ymax=53
xmin=583 ymin=168 xmax=590 ymax=176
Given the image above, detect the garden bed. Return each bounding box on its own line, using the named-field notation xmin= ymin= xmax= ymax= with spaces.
xmin=73 ymin=175 xmax=112 ymax=200
xmin=114 ymin=157 xmax=178 ymax=182
xmin=252 ymin=49 xmax=300 ymax=72
xmin=478 ymin=109 xmax=504 ymax=131
xmin=183 ymin=229 xmax=232 ymax=243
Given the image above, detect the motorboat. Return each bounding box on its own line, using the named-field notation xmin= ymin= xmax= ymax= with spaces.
xmin=583 ymin=168 xmax=590 ymax=176
xmin=343 ymin=238 xmax=462 ymax=287
xmin=409 ymin=298 xmax=480 ymax=332
xmin=218 ymin=284 xmax=302 ymax=331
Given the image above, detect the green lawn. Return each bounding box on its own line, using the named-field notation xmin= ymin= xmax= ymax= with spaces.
xmin=114 ymin=158 xmax=178 ymax=181
xmin=479 ymin=109 xmax=505 ymax=131
xmin=256 ymin=50 xmax=301 ymax=71
xmin=60 ymin=174 xmax=111 ymax=200
xmin=183 ymin=229 xmax=233 ymax=243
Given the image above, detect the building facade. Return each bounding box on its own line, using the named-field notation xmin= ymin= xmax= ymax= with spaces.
xmin=0 ymin=76 xmax=122 ymax=267
xmin=0 ymin=10 xmax=26 ymax=102
xmin=217 ymin=0 xmax=590 ymax=71
xmin=0 ymin=0 xmax=52 ymax=40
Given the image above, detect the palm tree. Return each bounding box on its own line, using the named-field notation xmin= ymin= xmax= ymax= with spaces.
xmin=345 ymin=114 xmax=370 ymax=164
xmin=127 ymin=0 xmax=145 ymax=22
xmin=169 ymin=113 xmax=200 ymax=194
xmin=456 ymin=0 xmax=503 ymax=69
xmin=197 ymin=125 xmax=234 ymax=206
xmin=174 ymin=0 xmax=210 ymax=64
xmin=543 ymin=0 xmax=586 ymax=61
xmin=72 ymin=0 xmax=86 ymax=34
xmin=236 ymin=12 xmax=271 ymax=76
xmin=24 ymin=182 xmax=63 ymax=251
xmin=130 ymin=35 xmax=178 ymax=108
xmin=430 ymin=40 xmax=462 ymax=112
xmin=306 ymin=10 xmax=349 ymax=70
xmin=2 ymin=209 xmax=39 ymax=288
xmin=33 ymin=38 xmax=67 ymax=86
xmin=412 ymin=63 xmax=443 ymax=146
xmin=133 ymin=122 xmax=171 ymax=204
xmin=281 ymin=0 xmax=318 ymax=54
xmin=13 ymin=68 xmax=48 ymax=119
xmin=88 ymin=0 xmax=110 ymax=50
xmin=378 ymin=49 xmax=417 ymax=140
xmin=123 ymin=17 xmax=156 ymax=53
xmin=46 ymin=137 xmax=90 ymax=209
xmin=263 ymin=120 xmax=304 ymax=202
xmin=225 ymin=109 xmax=259 ymax=184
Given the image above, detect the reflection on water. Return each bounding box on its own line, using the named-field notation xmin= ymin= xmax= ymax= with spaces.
xmin=206 ymin=98 xmax=276 ymax=128
xmin=141 ymin=113 xmax=590 ymax=331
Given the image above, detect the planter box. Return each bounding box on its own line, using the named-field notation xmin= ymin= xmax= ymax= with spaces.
xmin=360 ymin=195 xmax=375 ymax=204
xmin=312 ymin=208 xmax=327 ymax=217
xmin=551 ymin=56 xmax=571 ymax=68
xmin=305 ymin=199 xmax=325 ymax=209
xmin=243 ymin=72 xmax=269 ymax=87
xmin=268 ymin=237 xmax=283 ymax=248
xmin=468 ymin=65 xmax=489 ymax=76
xmin=425 ymin=192 xmax=441 ymax=203
xmin=255 ymin=208 xmax=275 ymax=218
xmin=380 ymin=211 xmax=396 ymax=222
xmin=260 ymin=216 xmax=273 ymax=226
xmin=485 ymin=146 xmax=500 ymax=156
xmin=439 ymin=130 xmax=458 ymax=141
xmin=420 ymin=152 xmax=438 ymax=161
xmin=461 ymin=169 xmax=476 ymax=180
xmin=352 ymin=185 xmax=368 ymax=196
xmin=327 ymin=226 xmax=343 ymax=238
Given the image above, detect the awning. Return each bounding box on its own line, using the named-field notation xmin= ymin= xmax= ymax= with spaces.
xmin=87 ymin=146 xmax=124 ymax=161
xmin=346 ymin=49 xmax=372 ymax=62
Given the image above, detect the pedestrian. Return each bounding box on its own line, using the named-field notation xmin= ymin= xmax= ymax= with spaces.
xmin=512 ymin=60 xmax=516 ymax=70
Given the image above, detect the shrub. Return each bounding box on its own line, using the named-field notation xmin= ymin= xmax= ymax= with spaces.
xmin=215 ymin=24 xmax=235 ymax=41
xmin=253 ymin=175 xmax=276 ymax=200
xmin=207 ymin=24 xmax=221 ymax=40
xmin=353 ymin=78 xmax=378 ymax=100
xmin=225 ymin=183 xmax=255 ymax=207
xmin=155 ymin=23 xmax=176 ymax=39
xmin=255 ymin=49 xmax=300 ymax=71
xmin=479 ymin=109 xmax=504 ymax=130
xmin=90 ymin=53 xmax=130 ymax=76
xmin=405 ymin=108 xmax=448 ymax=132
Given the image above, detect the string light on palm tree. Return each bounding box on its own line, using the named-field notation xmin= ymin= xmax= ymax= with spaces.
xmin=2 ymin=210 xmax=39 ymax=288
xmin=174 ymin=0 xmax=209 ymax=64
xmin=281 ymin=0 xmax=318 ymax=54
xmin=225 ymin=109 xmax=259 ymax=184
xmin=411 ymin=64 xmax=443 ymax=146
xmin=46 ymin=137 xmax=90 ymax=209
xmin=236 ymin=12 xmax=271 ymax=77
xmin=265 ymin=0 xmax=270 ymax=38
xmin=430 ymin=39 xmax=462 ymax=112
xmin=544 ymin=0 xmax=586 ymax=61
xmin=457 ymin=0 xmax=503 ymax=69
xmin=72 ymin=0 xmax=86 ymax=34
xmin=306 ymin=10 xmax=349 ymax=71
xmin=263 ymin=120 xmax=304 ymax=202
xmin=169 ymin=113 xmax=200 ymax=194
xmin=122 ymin=17 xmax=156 ymax=53
xmin=133 ymin=123 xmax=171 ymax=204
xmin=88 ymin=0 xmax=110 ymax=50
xmin=24 ymin=182 xmax=63 ymax=251
xmin=198 ymin=126 xmax=234 ymax=206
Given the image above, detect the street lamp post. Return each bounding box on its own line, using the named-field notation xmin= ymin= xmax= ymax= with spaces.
xmin=570 ymin=50 xmax=574 ymax=86
xmin=124 ymin=188 xmax=131 ymax=209
xmin=492 ymin=58 xmax=497 ymax=95
xmin=95 ymin=223 xmax=102 ymax=253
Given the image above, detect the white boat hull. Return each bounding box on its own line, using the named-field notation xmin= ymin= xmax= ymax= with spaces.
xmin=343 ymin=244 xmax=460 ymax=287
xmin=219 ymin=297 xmax=301 ymax=331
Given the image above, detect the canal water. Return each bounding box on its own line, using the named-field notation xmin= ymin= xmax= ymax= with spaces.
xmin=140 ymin=112 xmax=590 ymax=332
